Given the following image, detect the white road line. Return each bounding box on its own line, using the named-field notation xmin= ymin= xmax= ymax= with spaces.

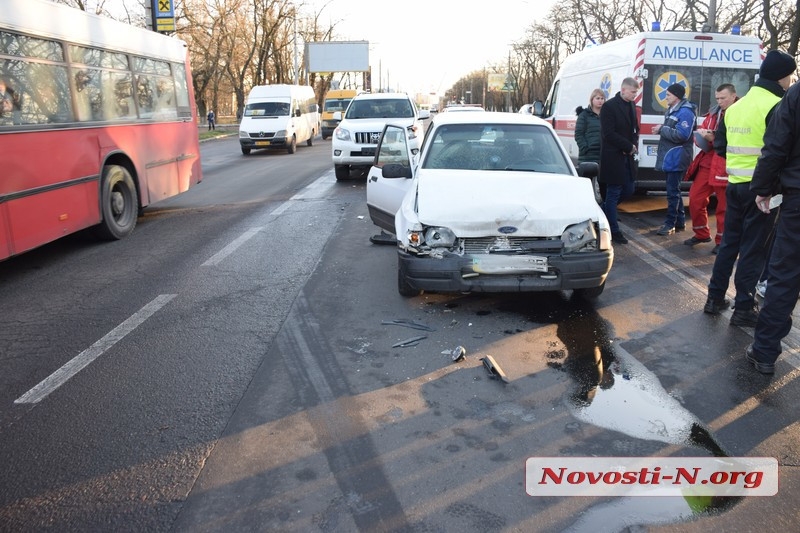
xmin=202 ymin=227 xmax=263 ymax=266
xmin=14 ymin=294 xmax=177 ymax=405
xmin=270 ymin=170 xmax=336 ymax=216
xmin=203 ymin=172 xmax=336 ymax=265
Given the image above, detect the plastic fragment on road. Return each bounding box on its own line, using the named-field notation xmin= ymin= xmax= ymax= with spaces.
xmin=392 ymin=335 xmax=427 ymax=348
xmin=381 ymin=319 xmax=436 ymax=331
xmin=480 ymin=355 xmax=510 ymax=383
xmin=450 ymin=345 xmax=466 ymax=362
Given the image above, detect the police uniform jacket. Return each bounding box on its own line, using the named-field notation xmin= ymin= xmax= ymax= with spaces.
xmin=751 ymin=80 xmax=800 ymax=196
xmin=714 ymin=78 xmax=786 ymax=183
xmin=599 ymin=91 xmax=639 ymax=185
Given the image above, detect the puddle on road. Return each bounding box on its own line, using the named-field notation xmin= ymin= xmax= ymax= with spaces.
xmin=545 ymin=300 xmax=740 ymax=531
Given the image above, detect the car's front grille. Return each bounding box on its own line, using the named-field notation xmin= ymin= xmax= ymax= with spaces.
xmin=462 ymin=236 xmax=562 ymax=254
xmin=355 ymin=131 xmax=382 ymax=144
xmin=248 ymin=131 xmax=276 ymax=139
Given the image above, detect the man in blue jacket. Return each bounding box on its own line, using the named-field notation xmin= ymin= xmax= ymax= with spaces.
xmin=653 ymin=83 xmax=696 ymax=236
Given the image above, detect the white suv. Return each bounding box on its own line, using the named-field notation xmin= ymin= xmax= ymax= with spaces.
xmin=331 ymin=92 xmax=429 ymax=180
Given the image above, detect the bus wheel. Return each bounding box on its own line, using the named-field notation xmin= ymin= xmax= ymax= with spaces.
xmin=94 ymin=165 xmax=138 ymax=240
xmin=287 ymin=135 xmax=297 ymax=154
xmin=307 ymin=132 xmax=314 ymax=147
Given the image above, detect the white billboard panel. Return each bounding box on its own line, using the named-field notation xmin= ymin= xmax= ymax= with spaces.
xmin=305 ymin=41 xmax=370 ymax=73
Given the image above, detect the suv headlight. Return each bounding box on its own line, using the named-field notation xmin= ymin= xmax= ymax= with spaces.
xmin=334 ymin=127 xmax=351 ymax=141
xmin=561 ymin=220 xmax=597 ymax=252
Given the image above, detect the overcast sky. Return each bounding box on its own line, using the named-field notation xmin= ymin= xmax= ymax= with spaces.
xmin=304 ymin=0 xmax=555 ymax=95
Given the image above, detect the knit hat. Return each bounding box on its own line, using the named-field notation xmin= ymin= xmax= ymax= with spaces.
xmin=666 ymin=83 xmax=686 ymax=100
xmin=759 ymin=50 xmax=797 ymax=81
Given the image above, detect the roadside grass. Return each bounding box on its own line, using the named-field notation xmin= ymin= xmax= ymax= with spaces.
xmin=199 ymin=130 xmax=233 ymax=141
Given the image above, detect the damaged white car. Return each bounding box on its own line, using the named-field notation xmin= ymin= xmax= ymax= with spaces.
xmin=366 ymin=112 xmax=614 ymax=298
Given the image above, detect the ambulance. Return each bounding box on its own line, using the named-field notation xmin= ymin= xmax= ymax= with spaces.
xmin=541 ymin=30 xmax=763 ymax=191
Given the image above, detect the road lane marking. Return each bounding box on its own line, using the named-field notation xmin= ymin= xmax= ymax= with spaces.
xmin=14 ymin=294 xmax=177 ymax=405
xmin=202 ymin=227 xmax=263 ymax=266
xmin=202 ymin=171 xmax=336 ymax=266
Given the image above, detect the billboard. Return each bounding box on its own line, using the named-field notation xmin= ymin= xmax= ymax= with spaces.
xmin=305 ymin=41 xmax=370 ymax=73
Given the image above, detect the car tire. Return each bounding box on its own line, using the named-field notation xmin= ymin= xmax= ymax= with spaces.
xmin=334 ymin=164 xmax=350 ymax=181
xmin=575 ymin=282 xmax=605 ymax=300
xmin=307 ymin=133 xmax=314 ymax=147
xmin=241 ymin=146 xmax=251 ymax=155
xmin=398 ymin=264 xmax=420 ymax=297
xmin=287 ymin=135 xmax=297 ymax=154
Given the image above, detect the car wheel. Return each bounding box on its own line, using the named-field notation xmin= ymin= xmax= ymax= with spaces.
xmin=241 ymin=146 xmax=251 ymax=155
xmin=93 ymin=164 xmax=138 ymax=240
xmin=307 ymin=133 xmax=314 ymax=147
xmin=334 ymin=164 xmax=350 ymax=181
xmin=398 ymin=264 xmax=420 ymax=297
xmin=287 ymin=135 xmax=297 ymax=154
xmin=575 ymin=282 xmax=605 ymax=300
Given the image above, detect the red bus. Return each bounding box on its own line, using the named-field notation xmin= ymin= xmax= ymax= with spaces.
xmin=0 ymin=0 xmax=203 ymax=261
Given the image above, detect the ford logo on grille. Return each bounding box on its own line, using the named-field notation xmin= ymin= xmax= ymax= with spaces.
xmin=370 ymin=132 xmax=382 ymax=143
xmin=498 ymin=226 xmax=518 ymax=234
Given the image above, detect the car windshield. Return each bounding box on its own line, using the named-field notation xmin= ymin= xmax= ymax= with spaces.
xmin=422 ymin=123 xmax=573 ymax=173
xmin=244 ymin=101 xmax=291 ymax=116
xmin=324 ymin=98 xmax=352 ymax=112
xmin=345 ymin=98 xmax=413 ymax=119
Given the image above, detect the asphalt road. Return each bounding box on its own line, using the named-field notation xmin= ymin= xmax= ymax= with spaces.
xmin=1 ymin=134 xmax=799 ymax=532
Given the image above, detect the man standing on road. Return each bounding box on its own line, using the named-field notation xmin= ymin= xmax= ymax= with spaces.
xmin=599 ymin=77 xmax=640 ymax=244
xmin=653 ymin=82 xmax=696 ymax=236
xmin=746 ymin=66 xmax=800 ymax=375
xmin=683 ymin=84 xmax=738 ymax=254
xmin=703 ymin=50 xmax=796 ymax=328
xmin=207 ymin=110 xmax=216 ymax=131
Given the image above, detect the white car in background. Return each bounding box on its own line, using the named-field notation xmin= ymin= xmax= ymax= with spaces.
xmin=366 ymin=111 xmax=613 ymax=298
xmin=331 ymin=92 xmax=429 ymax=181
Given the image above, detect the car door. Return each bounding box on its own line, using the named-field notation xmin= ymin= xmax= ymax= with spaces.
xmin=366 ymin=124 xmax=415 ymax=234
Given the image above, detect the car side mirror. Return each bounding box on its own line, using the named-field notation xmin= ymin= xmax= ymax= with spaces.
xmin=418 ymin=109 xmax=431 ymax=120
xmin=381 ymin=163 xmax=413 ymax=179
xmin=333 ymin=111 xmax=342 ymax=120
xmin=577 ymin=161 xmax=599 ymax=178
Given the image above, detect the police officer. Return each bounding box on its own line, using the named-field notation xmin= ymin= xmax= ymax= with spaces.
xmin=703 ymin=50 xmax=796 ymax=329
xmin=746 ymin=56 xmax=800 ymax=374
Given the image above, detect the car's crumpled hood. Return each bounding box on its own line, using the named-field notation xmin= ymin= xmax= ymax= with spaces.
xmin=412 ymin=170 xmax=607 ymax=237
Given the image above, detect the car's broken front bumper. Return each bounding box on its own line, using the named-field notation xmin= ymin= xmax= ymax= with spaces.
xmin=398 ymin=249 xmax=613 ymax=293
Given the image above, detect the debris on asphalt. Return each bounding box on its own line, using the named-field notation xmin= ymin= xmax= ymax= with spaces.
xmin=480 ymin=355 xmax=510 ymax=384
xmin=381 ymin=319 xmax=436 ymax=331
xmin=392 ymin=335 xmax=427 ymax=348
xmin=448 ymin=345 xmax=466 ymax=362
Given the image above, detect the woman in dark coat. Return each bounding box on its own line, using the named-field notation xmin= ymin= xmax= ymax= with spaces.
xmin=575 ymin=88 xmax=605 ymax=202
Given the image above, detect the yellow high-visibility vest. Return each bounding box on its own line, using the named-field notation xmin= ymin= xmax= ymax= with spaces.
xmin=725 ymin=86 xmax=781 ymax=184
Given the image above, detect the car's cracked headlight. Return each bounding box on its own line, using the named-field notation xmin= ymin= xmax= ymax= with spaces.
xmin=409 ymin=226 xmax=457 ymax=248
xmin=561 ymin=220 xmax=597 ymax=252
